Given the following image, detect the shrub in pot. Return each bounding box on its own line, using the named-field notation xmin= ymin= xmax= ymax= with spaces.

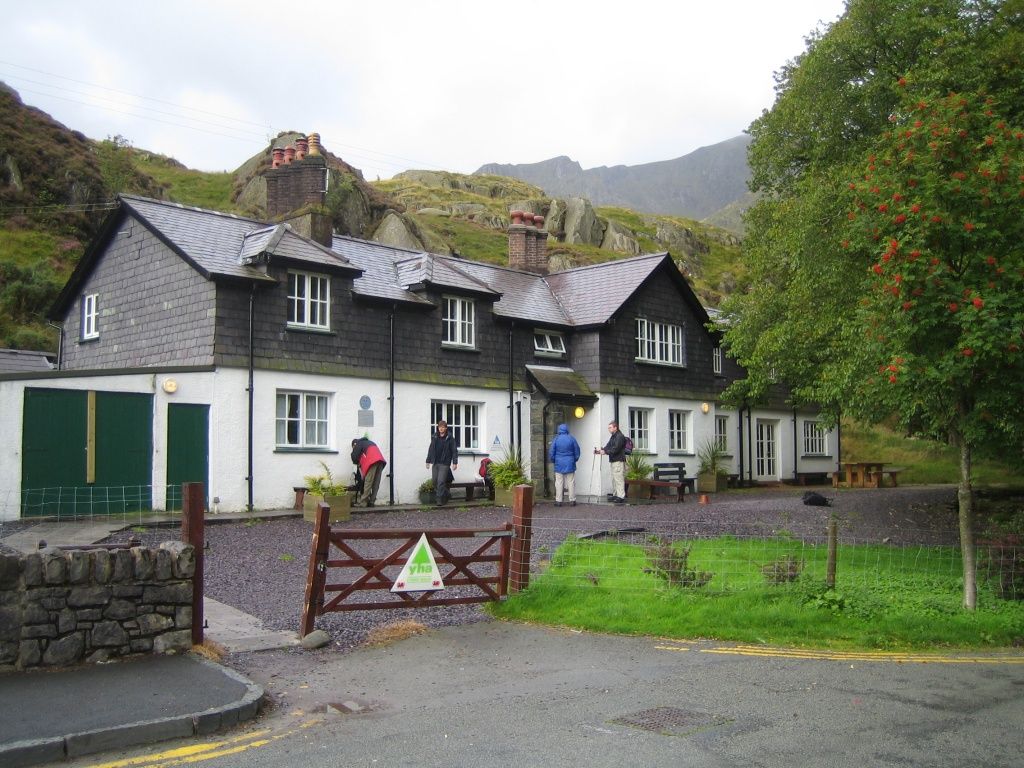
xmin=303 ymin=461 xmax=352 ymax=522
xmin=489 ymin=450 xmax=529 ymax=506
xmin=625 ymin=453 xmax=653 ymax=499
xmin=697 ymin=439 xmax=728 ymax=493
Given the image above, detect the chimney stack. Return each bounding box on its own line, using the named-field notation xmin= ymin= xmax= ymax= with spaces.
xmin=508 ymin=210 xmax=549 ymax=274
xmin=265 ymin=131 xmax=331 ymax=246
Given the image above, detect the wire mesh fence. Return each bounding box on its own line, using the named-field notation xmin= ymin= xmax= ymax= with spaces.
xmin=1 ymin=485 xmax=182 ymax=526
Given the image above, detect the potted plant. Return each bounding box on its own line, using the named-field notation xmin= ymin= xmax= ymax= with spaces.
xmin=303 ymin=461 xmax=352 ymax=522
xmin=697 ymin=439 xmax=728 ymax=493
xmin=488 ymin=449 xmax=529 ymax=506
xmin=417 ymin=478 xmax=435 ymax=506
xmin=625 ymin=453 xmax=653 ymax=499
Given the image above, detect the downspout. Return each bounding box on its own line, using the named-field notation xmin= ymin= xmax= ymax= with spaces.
xmin=749 ymin=405 xmax=757 ymax=483
xmin=516 ymin=395 xmax=523 ymax=461
xmin=47 ymin=320 xmax=63 ymax=370
xmin=614 ymin=388 xmax=620 ymax=426
xmin=508 ymin=322 xmax=515 ymax=451
xmin=388 ymin=307 xmax=396 ymax=504
xmin=792 ymin=407 xmax=799 ymax=483
xmin=247 ymin=283 xmax=256 ymax=513
xmin=737 ymin=404 xmax=745 ymax=486
xmin=542 ymin=400 xmax=553 ymax=498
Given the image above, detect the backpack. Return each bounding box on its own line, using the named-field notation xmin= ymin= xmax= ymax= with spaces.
xmin=478 ymin=458 xmax=492 ymax=478
xmin=624 ymin=436 xmax=633 ymax=455
xmin=802 ymin=490 xmax=831 ymax=507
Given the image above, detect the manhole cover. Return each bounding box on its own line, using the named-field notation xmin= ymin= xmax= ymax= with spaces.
xmin=610 ymin=707 xmax=731 ymax=737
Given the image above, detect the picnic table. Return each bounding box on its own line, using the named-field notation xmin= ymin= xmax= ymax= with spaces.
xmin=832 ymin=462 xmax=903 ymax=488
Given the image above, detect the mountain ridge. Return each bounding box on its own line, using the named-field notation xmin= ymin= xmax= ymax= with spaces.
xmin=475 ymin=134 xmax=752 ymax=224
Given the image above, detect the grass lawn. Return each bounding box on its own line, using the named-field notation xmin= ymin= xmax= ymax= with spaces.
xmin=490 ymin=535 xmax=1024 ymax=651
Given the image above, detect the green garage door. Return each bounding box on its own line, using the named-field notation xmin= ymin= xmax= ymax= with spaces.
xmin=166 ymin=403 xmax=209 ymax=511
xmin=21 ymin=388 xmax=153 ymax=517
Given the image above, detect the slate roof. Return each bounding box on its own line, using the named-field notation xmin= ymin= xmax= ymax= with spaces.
xmin=0 ymin=349 xmax=54 ymax=373
xmin=53 ymin=196 xmax=707 ymax=329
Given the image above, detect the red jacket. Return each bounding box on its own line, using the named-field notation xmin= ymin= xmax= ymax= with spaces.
xmin=353 ymin=439 xmax=386 ymax=475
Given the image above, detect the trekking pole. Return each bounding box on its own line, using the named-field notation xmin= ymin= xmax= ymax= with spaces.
xmin=589 ymin=449 xmax=599 ymax=502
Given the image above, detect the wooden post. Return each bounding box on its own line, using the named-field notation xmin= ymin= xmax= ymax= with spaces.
xmin=181 ymin=482 xmax=205 ymax=646
xmin=826 ymin=516 xmax=838 ymax=590
xmin=300 ymin=501 xmax=332 ymax=637
xmin=509 ymin=484 xmax=534 ymax=593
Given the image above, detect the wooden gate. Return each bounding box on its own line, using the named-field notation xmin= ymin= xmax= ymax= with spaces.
xmin=300 ymin=505 xmax=515 ymax=636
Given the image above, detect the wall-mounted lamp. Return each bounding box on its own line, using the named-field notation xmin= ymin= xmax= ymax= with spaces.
xmin=574 ymin=405 xmax=586 ymax=419
xmin=701 ymin=402 xmax=710 ymax=414
xmin=162 ymin=379 xmax=178 ymax=394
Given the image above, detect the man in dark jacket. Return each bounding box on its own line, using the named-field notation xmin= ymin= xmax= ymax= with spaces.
xmin=549 ymin=423 xmax=581 ymax=506
xmin=351 ymin=437 xmax=386 ymax=507
xmin=425 ymin=420 xmax=459 ymax=505
xmin=595 ymin=420 xmax=628 ymax=503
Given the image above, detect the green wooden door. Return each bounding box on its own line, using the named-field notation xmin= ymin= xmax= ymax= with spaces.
xmin=166 ymin=403 xmax=209 ymax=511
xmin=94 ymin=391 xmax=153 ymax=513
xmin=21 ymin=388 xmax=88 ymax=516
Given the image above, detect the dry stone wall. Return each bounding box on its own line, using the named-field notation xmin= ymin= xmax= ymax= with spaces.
xmin=0 ymin=542 xmax=195 ymax=670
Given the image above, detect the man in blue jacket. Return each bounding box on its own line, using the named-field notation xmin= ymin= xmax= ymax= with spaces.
xmin=549 ymin=423 xmax=581 ymax=507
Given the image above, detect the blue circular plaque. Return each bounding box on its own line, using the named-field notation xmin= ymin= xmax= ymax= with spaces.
xmin=359 ymin=395 xmax=371 ymax=410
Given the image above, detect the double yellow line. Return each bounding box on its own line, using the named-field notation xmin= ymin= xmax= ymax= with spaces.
xmin=83 ymin=719 xmax=321 ymax=768
xmin=655 ymin=643 xmax=1024 ymax=664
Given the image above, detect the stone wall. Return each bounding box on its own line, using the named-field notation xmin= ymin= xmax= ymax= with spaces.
xmin=0 ymin=542 xmax=195 ymax=670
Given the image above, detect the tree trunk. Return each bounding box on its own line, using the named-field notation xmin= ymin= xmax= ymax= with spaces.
xmin=955 ymin=418 xmax=977 ymax=611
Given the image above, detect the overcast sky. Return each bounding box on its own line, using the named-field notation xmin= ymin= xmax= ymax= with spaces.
xmin=2 ymin=1 xmax=845 ymax=181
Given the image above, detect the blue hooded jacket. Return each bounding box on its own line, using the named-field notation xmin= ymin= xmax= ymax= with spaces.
xmin=549 ymin=423 xmax=581 ymax=474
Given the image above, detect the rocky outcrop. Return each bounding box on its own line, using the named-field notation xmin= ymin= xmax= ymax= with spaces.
xmin=600 ymin=219 xmax=642 ymax=255
xmin=373 ymin=211 xmax=425 ymax=251
xmin=561 ymin=197 xmax=605 ymax=246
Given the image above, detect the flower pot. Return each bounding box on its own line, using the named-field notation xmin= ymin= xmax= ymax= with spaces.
xmin=418 ymin=491 xmax=434 ymax=506
xmin=698 ymin=472 xmax=726 ymax=494
xmin=626 ymin=482 xmax=646 ymax=500
xmin=303 ymin=492 xmax=351 ymax=522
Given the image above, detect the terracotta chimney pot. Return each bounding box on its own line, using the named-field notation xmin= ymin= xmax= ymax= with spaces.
xmin=510 ymin=210 xmax=524 ymax=226
xmin=271 ymin=147 xmax=284 ymax=168
xmin=284 ymin=146 xmax=296 ymax=164
xmin=296 ymin=136 xmax=308 ymax=160
xmin=533 ymin=214 xmax=545 ymax=229
xmin=307 ymin=132 xmax=322 ymax=156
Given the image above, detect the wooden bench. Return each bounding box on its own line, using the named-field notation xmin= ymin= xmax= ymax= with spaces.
xmin=447 ymin=481 xmax=494 ymax=501
xmin=794 ymin=471 xmax=830 ymax=486
xmin=727 ymin=474 xmax=741 ymax=489
xmin=624 ymin=463 xmax=696 ymax=502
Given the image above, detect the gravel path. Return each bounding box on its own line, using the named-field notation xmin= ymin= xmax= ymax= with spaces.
xmin=93 ymin=484 xmax=967 ymax=653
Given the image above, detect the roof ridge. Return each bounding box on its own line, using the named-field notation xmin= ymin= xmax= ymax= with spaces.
xmin=547 ymin=251 xmax=669 ymax=277
xmin=119 ymin=194 xmax=265 ymax=225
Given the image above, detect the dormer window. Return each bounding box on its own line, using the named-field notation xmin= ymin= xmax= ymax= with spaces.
xmin=442 ymin=296 xmax=475 ymax=348
xmin=534 ymin=330 xmax=566 ymax=357
xmin=288 ymin=271 xmax=330 ymax=330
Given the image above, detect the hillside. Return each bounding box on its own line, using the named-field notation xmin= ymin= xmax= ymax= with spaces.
xmin=476 ymin=135 xmax=753 ymax=228
xmin=0 ymin=84 xmax=748 ymax=353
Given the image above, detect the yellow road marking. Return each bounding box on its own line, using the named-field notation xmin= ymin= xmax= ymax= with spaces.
xmin=653 ymin=642 xmax=1024 ymax=664
xmin=83 ymin=719 xmax=322 ymax=768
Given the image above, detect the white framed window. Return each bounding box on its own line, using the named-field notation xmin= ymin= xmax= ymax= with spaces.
xmin=715 ymin=415 xmax=729 ymax=453
xmin=635 ymin=318 xmax=685 ymax=366
xmin=431 ymin=400 xmax=480 ymax=450
xmin=668 ymin=409 xmax=691 ymax=452
xmin=288 ymin=271 xmax=330 ymax=330
xmin=82 ymin=294 xmax=99 ymax=340
xmin=442 ymin=296 xmax=475 ymax=348
xmin=713 ymin=346 xmax=723 ymax=375
xmin=276 ymin=391 xmax=330 ymax=449
xmin=803 ymin=421 xmax=827 ymax=456
xmin=628 ymin=407 xmax=653 ymax=452
xmin=533 ymin=330 xmax=566 ymax=356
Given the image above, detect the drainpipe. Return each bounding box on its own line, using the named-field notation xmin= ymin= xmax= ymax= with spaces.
xmin=47 ymin=320 xmax=63 ymax=370
xmin=508 ymin=322 xmax=515 ymax=451
xmin=749 ymin=405 xmax=757 ymax=483
xmin=613 ymin=388 xmax=620 ymax=426
xmin=542 ymin=400 xmax=553 ymax=498
xmin=388 ymin=307 xmax=396 ymax=504
xmin=792 ymin=407 xmax=799 ymax=483
xmin=247 ymin=284 xmax=256 ymax=513
xmin=515 ymin=393 xmax=523 ymax=462
xmin=736 ymin=404 xmax=745 ymax=486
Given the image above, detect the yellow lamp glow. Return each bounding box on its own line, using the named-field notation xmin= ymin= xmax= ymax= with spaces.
xmin=574 ymin=406 xmax=586 ymax=419
xmin=701 ymin=402 xmax=710 ymax=414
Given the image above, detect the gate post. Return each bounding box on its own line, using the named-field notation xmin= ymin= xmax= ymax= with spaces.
xmin=301 ymin=502 xmax=331 ymax=637
xmin=181 ymin=482 xmax=205 ymax=646
xmin=509 ymin=484 xmax=534 ymax=593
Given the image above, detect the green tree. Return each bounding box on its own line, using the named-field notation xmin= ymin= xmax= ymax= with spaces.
xmin=721 ymin=0 xmax=1024 ymax=609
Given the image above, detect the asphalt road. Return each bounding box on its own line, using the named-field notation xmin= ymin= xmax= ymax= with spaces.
xmin=67 ymin=622 xmax=1024 ymax=768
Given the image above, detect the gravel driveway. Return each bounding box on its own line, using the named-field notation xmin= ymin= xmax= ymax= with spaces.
xmin=102 ymin=485 xmax=966 ymax=652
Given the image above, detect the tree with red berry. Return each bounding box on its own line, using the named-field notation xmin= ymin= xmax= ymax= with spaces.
xmin=841 ymin=89 xmax=1024 ymax=609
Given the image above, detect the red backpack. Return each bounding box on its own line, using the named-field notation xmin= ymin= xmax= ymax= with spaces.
xmin=478 ymin=458 xmax=492 ymax=477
